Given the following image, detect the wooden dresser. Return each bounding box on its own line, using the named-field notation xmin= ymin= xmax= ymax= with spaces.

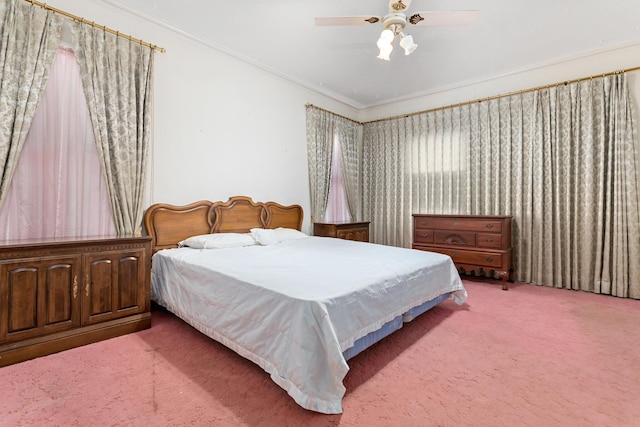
xmin=313 ymin=221 xmax=370 ymax=242
xmin=412 ymin=214 xmax=512 ymax=290
xmin=0 ymin=236 xmax=152 ymax=366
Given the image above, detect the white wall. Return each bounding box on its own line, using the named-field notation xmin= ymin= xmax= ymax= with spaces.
xmin=46 ymin=0 xmax=358 ymax=233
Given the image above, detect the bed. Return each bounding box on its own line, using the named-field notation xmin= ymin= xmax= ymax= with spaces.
xmin=143 ymin=196 xmax=467 ymax=414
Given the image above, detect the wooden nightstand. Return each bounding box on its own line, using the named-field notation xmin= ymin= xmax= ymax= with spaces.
xmin=313 ymin=221 xmax=370 ymax=242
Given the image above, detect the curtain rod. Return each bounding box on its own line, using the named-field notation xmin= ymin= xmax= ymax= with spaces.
xmin=364 ymin=65 xmax=640 ymax=124
xmin=305 ymin=103 xmax=364 ymax=125
xmin=24 ymin=0 xmax=166 ymax=53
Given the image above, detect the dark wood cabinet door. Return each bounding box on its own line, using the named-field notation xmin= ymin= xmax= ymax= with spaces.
xmin=82 ymin=248 xmax=147 ymax=324
xmin=0 ymin=256 xmax=81 ymax=343
xmin=0 ymin=236 xmax=151 ymax=366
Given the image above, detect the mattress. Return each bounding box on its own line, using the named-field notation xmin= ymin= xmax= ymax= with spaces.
xmin=151 ymin=236 xmax=467 ymax=414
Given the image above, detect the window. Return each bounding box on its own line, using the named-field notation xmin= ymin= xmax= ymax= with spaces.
xmin=0 ymin=46 xmax=115 ymax=240
xmin=412 ymin=124 xmax=467 ymax=213
xmin=324 ymin=133 xmax=351 ymax=222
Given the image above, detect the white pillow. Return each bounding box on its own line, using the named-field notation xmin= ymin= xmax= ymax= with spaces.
xmin=273 ymin=227 xmax=308 ymax=242
xmin=250 ymin=228 xmax=279 ymax=246
xmin=179 ymin=233 xmax=256 ymax=249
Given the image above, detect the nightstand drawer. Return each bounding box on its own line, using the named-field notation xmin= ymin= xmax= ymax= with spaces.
xmin=314 ymin=221 xmax=370 ymax=242
xmin=336 ymin=227 xmax=368 ymax=241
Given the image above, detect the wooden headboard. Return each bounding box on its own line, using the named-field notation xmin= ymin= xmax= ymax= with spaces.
xmin=143 ymin=196 xmax=303 ymax=253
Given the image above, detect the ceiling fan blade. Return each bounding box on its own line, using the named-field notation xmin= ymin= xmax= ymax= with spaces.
xmin=315 ymin=16 xmax=382 ymax=26
xmin=408 ymin=10 xmax=479 ymax=26
xmin=389 ymin=0 xmax=412 ymax=12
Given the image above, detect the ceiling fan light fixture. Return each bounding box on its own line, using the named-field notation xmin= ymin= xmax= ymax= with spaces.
xmin=376 ymin=28 xmax=395 ymax=60
xmin=378 ymin=28 xmax=395 ymax=42
xmin=377 ymin=48 xmax=393 ymax=61
xmin=400 ymin=34 xmax=417 ymax=55
xmin=375 ymin=15 xmax=418 ymax=60
xmin=377 ymin=43 xmax=393 ymax=60
xmin=315 ymin=5 xmax=479 ymax=61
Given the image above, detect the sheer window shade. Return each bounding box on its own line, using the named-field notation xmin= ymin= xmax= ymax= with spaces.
xmin=324 ymin=134 xmax=351 ymax=222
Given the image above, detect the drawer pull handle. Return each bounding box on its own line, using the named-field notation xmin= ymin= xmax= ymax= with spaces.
xmin=452 ymin=221 xmax=458 ymax=226
xmin=420 ymin=233 xmax=430 ymax=238
xmin=486 ymin=257 xmax=494 ymax=262
xmin=486 ymin=224 xmax=494 ymax=229
xmin=420 ymin=221 xmax=428 ymax=226
xmin=452 ymin=251 xmax=459 ymax=256
xmin=486 ymin=238 xmax=493 ymax=242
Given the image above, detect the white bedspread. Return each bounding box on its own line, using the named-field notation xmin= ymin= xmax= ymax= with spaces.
xmin=151 ymin=236 xmax=467 ymax=414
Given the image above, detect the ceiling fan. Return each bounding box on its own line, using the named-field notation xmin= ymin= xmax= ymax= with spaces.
xmin=315 ymin=0 xmax=479 ymax=60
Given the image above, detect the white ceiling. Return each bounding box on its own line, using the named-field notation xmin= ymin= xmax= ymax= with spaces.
xmin=108 ymin=0 xmax=640 ymax=109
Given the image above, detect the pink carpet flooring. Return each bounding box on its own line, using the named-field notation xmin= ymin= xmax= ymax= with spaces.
xmin=1 ymin=280 xmax=639 ymax=426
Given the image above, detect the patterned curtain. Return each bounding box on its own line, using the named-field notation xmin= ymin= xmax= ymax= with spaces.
xmin=306 ymin=106 xmax=336 ymax=223
xmin=306 ymin=105 xmax=363 ymax=223
xmin=70 ymin=21 xmax=153 ymax=235
xmin=363 ymin=108 xmax=470 ymax=247
xmin=0 ymin=0 xmax=61 ymax=210
xmin=363 ymin=73 xmax=640 ymax=298
xmin=336 ymin=117 xmax=363 ymax=221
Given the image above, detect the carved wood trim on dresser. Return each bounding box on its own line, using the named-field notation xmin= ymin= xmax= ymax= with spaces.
xmin=0 ymin=236 xmax=151 ymax=366
xmin=412 ymin=214 xmax=512 ymax=290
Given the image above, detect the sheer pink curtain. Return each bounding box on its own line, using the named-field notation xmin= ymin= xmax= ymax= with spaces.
xmin=0 ymin=46 xmax=116 ymax=240
xmin=324 ymin=134 xmax=351 ymax=222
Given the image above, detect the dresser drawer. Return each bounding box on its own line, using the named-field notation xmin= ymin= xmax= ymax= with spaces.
xmin=432 ymin=247 xmax=504 ymax=268
xmin=476 ymin=233 xmax=503 ymax=249
xmin=414 ymin=217 xmax=503 ymax=233
xmin=434 ymin=230 xmax=476 ymax=247
xmin=413 ymin=229 xmax=434 ymax=244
